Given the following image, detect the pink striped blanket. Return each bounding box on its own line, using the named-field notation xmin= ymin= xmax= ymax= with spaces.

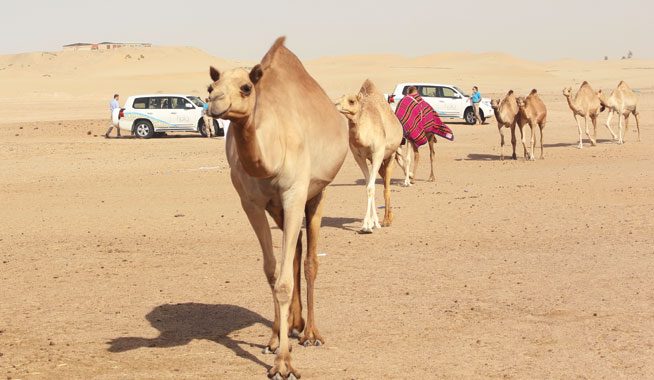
xmin=395 ymin=94 xmax=454 ymax=146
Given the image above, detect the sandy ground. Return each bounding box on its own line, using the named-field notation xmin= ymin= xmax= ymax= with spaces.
xmin=1 ymin=86 xmax=653 ymax=379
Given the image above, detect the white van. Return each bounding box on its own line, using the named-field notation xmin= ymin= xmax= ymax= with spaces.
xmin=111 ymin=94 xmax=230 ymax=138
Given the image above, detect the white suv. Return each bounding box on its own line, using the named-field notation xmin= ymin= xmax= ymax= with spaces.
xmin=111 ymin=94 xmax=230 ymax=138
xmin=386 ymin=83 xmax=493 ymax=124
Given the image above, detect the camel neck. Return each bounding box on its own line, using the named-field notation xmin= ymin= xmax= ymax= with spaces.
xmin=564 ymin=95 xmax=579 ymax=113
xmin=230 ymin=115 xmax=280 ymax=178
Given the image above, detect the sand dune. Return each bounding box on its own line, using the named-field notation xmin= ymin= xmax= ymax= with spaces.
xmin=0 ymin=46 xmax=652 ymax=122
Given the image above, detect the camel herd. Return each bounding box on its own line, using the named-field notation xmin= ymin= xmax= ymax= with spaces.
xmin=205 ymin=38 xmax=642 ymax=379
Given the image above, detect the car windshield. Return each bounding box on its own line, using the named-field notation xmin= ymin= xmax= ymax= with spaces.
xmin=454 ymin=87 xmax=469 ymax=97
xmin=187 ymin=96 xmax=204 ymax=107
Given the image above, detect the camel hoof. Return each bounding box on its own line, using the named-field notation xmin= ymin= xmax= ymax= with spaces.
xmin=290 ymin=329 xmax=301 ymax=338
xmin=358 ymin=228 xmax=373 ymax=234
xmin=263 ymin=346 xmax=279 ymax=355
xmin=511 ymin=154 xmax=517 ymax=160
xmin=271 ymin=373 xmax=298 ymax=380
xmin=302 ymin=339 xmax=322 ymax=347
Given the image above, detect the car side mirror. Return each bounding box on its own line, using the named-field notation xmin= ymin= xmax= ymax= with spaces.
xmin=185 ymin=103 xmax=193 ymax=109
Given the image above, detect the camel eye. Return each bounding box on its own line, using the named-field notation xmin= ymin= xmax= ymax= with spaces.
xmin=348 ymin=100 xmax=354 ymax=105
xmin=241 ymin=84 xmax=252 ymax=95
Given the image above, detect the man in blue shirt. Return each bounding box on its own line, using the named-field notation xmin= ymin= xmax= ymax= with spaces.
xmin=105 ymin=94 xmax=121 ymax=138
xmin=471 ymin=86 xmax=482 ymax=125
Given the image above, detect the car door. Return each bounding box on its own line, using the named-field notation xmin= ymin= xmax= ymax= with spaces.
xmin=169 ymin=97 xmax=195 ymax=129
xmin=438 ymin=86 xmax=464 ymax=117
xmin=143 ymin=96 xmax=173 ymax=130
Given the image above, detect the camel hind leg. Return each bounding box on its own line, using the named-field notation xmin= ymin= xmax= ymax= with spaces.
xmin=498 ymin=125 xmax=505 ymax=161
xmin=539 ymin=117 xmax=546 ymax=159
xmin=410 ymin=143 xmax=419 ymax=184
xmin=299 ymin=191 xmax=326 ymax=347
xmin=603 ymin=110 xmax=618 ymax=141
xmin=378 ymin=157 xmax=394 ymax=227
xmin=634 ymin=109 xmax=641 ymax=142
xmin=427 ymin=134 xmax=436 ymax=181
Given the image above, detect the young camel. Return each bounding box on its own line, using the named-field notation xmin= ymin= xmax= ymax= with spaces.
xmin=516 ymin=89 xmax=547 ymax=160
xmin=207 ymin=37 xmax=348 ymax=380
xmin=597 ymin=81 xmax=641 ymax=144
xmin=335 ymin=79 xmax=403 ymax=233
xmin=396 ymin=134 xmax=438 ymax=186
xmin=491 ymin=90 xmax=523 ymax=160
xmin=563 ymin=81 xmax=605 ymax=149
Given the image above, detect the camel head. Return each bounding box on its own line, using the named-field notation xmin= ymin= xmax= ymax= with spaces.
xmin=206 ymin=65 xmax=263 ymax=121
xmin=490 ymin=98 xmax=500 ymax=109
xmin=562 ymin=87 xmax=572 ymax=98
xmin=334 ymin=93 xmax=363 ymax=122
xmin=516 ymin=96 xmax=526 ymax=109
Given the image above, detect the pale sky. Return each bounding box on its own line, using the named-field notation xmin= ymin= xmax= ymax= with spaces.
xmin=2 ymin=0 xmax=651 ymax=61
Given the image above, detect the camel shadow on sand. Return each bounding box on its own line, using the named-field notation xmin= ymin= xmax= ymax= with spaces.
xmin=330 ymin=178 xmax=406 ymax=187
xmin=107 ymin=303 xmax=272 ymax=370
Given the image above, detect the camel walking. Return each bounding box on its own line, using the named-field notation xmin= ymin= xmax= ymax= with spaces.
xmin=491 ymin=90 xmax=523 ymax=160
xmin=597 ymin=81 xmax=641 ymax=144
xmin=516 ymin=90 xmax=547 ymax=160
xmin=207 ymin=37 xmax=348 ymax=380
xmin=396 ymin=134 xmax=437 ymax=186
xmin=563 ymin=81 xmax=605 ymax=149
xmin=335 ymin=79 xmax=404 ymax=233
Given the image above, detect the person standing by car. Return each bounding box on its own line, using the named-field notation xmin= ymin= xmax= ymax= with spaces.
xmin=471 ymin=86 xmax=482 ymax=125
xmin=105 ymin=94 xmax=121 ymax=138
xmin=202 ymin=97 xmax=213 ymax=138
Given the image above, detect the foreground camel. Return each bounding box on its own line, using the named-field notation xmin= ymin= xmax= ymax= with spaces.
xmin=207 ymin=37 xmax=348 ymax=380
xmin=597 ymin=81 xmax=641 ymax=144
xmin=563 ymin=82 xmax=605 ymax=148
xmin=335 ymin=79 xmax=403 ymax=233
xmin=491 ymin=90 xmax=523 ymax=160
xmin=516 ymin=90 xmax=547 ymax=160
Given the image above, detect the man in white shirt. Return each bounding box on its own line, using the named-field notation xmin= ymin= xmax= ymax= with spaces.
xmin=105 ymin=94 xmax=121 ymax=138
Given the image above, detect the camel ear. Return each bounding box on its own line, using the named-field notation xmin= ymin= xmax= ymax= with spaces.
xmin=210 ymin=66 xmax=220 ymax=82
xmin=356 ymin=93 xmax=363 ymax=102
xmin=249 ymin=64 xmax=263 ymax=85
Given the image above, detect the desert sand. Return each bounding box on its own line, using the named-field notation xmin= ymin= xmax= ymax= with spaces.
xmin=1 ymin=45 xmax=653 ymax=379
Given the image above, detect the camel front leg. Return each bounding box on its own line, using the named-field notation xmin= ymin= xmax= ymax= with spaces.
xmin=351 ymin=151 xmax=374 ymax=233
xmin=590 ymin=116 xmax=598 ymax=146
xmin=241 ymin=200 xmax=281 ymax=354
xmin=604 ymin=110 xmax=618 ymax=141
xmin=269 ymin=187 xmax=308 ymax=380
xmin=265 ymin=204 xmax=305 ymax=339
xmin=528 ymin=122 xmax=536 ymax=161
xmin=427 ymin=134 xmax=436 ymax=181
xmin=519 ymin=122 xmax=529 ymax=159
xmin=378 ymin=158 xmax=394 ymax=227
xmin=402 ymin=142 xmax=413 ymax=187
xmin=300 ymin=191 xmax=326 ymax=347
xmin=368 ymin=150 xmax=385 ymax=230
xmin=510 ymin=124 xmax=518 ymax=160
xmin=410 ymin=143 xmax=419 ymax=184
xmin=634 ymin=112 xmax=641 ymax=142
xmin=498 ymin=125 xmax=505 ymax=161
xmin=574 ymin=115 xmax=583 ymax=149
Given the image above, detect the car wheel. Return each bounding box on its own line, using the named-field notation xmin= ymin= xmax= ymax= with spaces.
xmin=213 ymin=119 xmax=224 ymax=137
xmin=464 ymin=108 xmax=476 ymax=125
xmin=135 ymin=120 xmax=154 ymax=139
xmin=199 ymin=119 xmax=208 ymax=137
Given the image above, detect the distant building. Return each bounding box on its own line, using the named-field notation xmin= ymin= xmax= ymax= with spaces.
xmin=62 ymin=42 xmax=152 ymax=51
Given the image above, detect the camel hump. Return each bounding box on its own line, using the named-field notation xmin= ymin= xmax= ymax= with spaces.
xmin=360 ymin=79 xmax=378 ymax=96
xmin=530 ymin=89 xmax=538 ymax=95
xmin=507 ymin=90 xmax=514 ymax=96
xmin=581 ymin=80 xmax=589 ymax=86
xmin=260 ymin=36 xmax=288 ymax=69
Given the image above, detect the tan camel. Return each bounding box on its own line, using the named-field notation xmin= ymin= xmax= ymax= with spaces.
xmin=491 ymin=90 xmax=523 ymax=160
xmin=207 ymin=37 xmax=348 ymax=380
xmin=516 ymin=90 xmax=547 ymax=160
xmin=562 ymin=81 xmax=605 ymax=149
xmin=597 ymin=81 xmax=641 ymax=144
xmin=335 ymin=79 xmax=404 ymax=233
